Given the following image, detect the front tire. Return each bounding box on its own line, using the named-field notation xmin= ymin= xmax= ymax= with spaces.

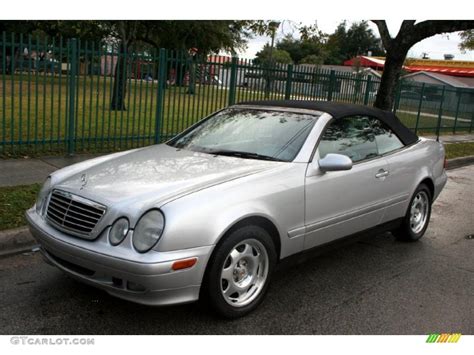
xmin=203 ymin=225 xmax=277 ymax=318
xmin=393 ymin=183 xmax=432 ymax=242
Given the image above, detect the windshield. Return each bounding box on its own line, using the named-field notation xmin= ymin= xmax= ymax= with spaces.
xmin=167 ymin=108 xmax=319 ymax=162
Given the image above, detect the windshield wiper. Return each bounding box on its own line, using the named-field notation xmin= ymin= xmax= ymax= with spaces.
xmin=207 ymin=149 xmax=284 ymax=162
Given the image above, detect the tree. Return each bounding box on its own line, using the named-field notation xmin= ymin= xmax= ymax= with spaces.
xmin=300 ymin=54 xmax=324 ymax=65
xmin=372 ymin=20 xmax=474 ymax=110
xmin=0 ymin=20 xmax=109 ymax=43
xmin=255 ymin=44 xmax=293 ymax=65
xmin=323 ymin=21 xmax=384 ymax=65
xmin=137 ymin=20 xmax=254 ymax=53
xmin=0 ymin=21 xmax=41 ymax=35
xmin=36 ymin=21 xmax=109 ymax=42
xmin=323 ymin=22 xmax=348 ymax=65
xmin=459 ymin=30 xmax=474 ymax=50
xmin=276 ymin=34 xmax=326 ymax=64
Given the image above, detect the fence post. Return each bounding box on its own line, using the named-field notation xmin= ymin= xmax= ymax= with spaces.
xmin=1 ymin=32 xmax=5 ymax=152
xmin=469 ymin=110 xmax=474 ymax=133
xmin=414 ymin=83 xmax=425 ymax=135
xmin=154 ymin=48 xmax=167 ymax=144
xmin=285 ymin=64 xmax=294 ymax=100
xmin=67 ymin=38 xmax=78 ymax=156
xmin=327 ymin=70 xmax=336 ymax=101
xmin=363 ymin=75 xmax=372 ymax=105
xmin=453 ymin=89 xmax=462 ymax=134
xmin=393 ymin=82 xmax=402 ymax=114
xmin=228 ymin=56 xmax=238 ymax=106
xmin=435 ymin=86 xmax=446 ymax=141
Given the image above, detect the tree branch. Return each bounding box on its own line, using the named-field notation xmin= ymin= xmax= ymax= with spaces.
xmin=371 ymin=20 xmax=392 ymax=50
xmin=398 ymin=20 xmax=416 ymax=34
xmin=390 ymin=20 xmax=417 ymax=52
xmin=409 ymin=20 xmax=474 ymax=47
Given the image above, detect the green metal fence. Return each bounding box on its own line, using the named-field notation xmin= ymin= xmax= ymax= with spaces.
xmin=1 ymin=32 xmax=474 ymax=156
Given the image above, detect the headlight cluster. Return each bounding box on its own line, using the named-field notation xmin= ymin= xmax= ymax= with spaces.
xmin=109 ymin=218 xmax=129 ymax=246
xmin=109 ymin=210 xmax=165 ymax=253
xmin=133 ymin=210 xmax=165 ymax=252
xmin=36 ymin=177 xmax=51 ymax=216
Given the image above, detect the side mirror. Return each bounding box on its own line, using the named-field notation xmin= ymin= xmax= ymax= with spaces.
xmin=318 ymin=153 xmax=353 ymax=172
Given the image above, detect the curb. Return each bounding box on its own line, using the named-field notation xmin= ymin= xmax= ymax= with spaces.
xmin=0 ymin=226 xmax=38 ymax=258
xmin=0 ymin=157 xmax=473 ymax=258
xmin=446 ymin=155 xmax=474 ymax=170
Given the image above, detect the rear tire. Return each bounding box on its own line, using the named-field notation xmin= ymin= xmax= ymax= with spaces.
xmin=393 ymin=183 xmax=432 ymax=242
xmin=202 ymin=225 xmax=277 ymax=319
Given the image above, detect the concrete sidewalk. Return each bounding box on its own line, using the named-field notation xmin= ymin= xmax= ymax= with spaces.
xmin=1 ymin=133 xmax=474 ymax=188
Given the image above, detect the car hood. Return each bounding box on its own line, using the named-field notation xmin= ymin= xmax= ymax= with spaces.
xmin=54 ymin=144 xmax=282 ymax=207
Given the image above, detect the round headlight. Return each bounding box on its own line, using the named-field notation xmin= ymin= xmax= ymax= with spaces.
xmin=36 ymin=177 xmax=51 ymax=215
xmin=133 ymin=210 xmax=165 ymax=253
xmin=109 ymin=218 xmax=129 ymax=246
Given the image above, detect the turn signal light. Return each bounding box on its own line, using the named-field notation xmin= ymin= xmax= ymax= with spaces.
xmin=172 ymin=258 xmax=198 ymax=271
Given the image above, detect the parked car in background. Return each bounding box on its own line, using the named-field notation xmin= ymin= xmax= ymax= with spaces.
xmin=26 ymin=101 xmax=447 ymax=318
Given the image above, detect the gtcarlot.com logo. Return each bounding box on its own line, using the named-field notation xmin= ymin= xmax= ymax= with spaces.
xmin=10 ymin=336 xmax=95 ymax=346
xmin=426 ymin=333 xmax=462 ymax=343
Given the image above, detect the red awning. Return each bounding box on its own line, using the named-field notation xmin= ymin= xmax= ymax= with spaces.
xmin=344 ymin=56 xmax=474 ymax=77
xmin=343 ymin=56 xmax=385 ymax=69
xmin=404 ymin=65 xmax=474 ymax=77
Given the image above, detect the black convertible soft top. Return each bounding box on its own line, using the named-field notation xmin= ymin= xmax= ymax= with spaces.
xmin=235 ymin=100 xmax=419 ymax=146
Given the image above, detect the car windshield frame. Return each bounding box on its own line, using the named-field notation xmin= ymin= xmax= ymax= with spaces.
xmin=167 ymin=107 xmax=321 ymax=162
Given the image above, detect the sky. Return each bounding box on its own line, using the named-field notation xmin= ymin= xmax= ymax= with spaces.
xmin=236 ymin=20 xmax=474 ymax=61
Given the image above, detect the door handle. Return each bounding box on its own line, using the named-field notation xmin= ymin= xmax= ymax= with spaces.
xmin=375 ymin=169 xmax=389 ymax=179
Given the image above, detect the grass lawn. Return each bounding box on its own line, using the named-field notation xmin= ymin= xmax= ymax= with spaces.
xmin=444 ymin=142 xmax=474 ymax=160
xmin=0 ymin=184 xmax=40 ymax=230
xmin=396 ymin=111 xmax=472 ymax=134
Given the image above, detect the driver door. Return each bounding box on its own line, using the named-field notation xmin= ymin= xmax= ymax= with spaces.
xmin=303 ymin=116 xmax=390 ymax=250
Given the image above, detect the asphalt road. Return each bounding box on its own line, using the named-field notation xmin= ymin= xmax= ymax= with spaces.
xmin=1 ymin=166 xmax=473 ymax=335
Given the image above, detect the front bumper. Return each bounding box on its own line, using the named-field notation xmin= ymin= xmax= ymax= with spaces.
xmin=26 ymin=208 xmax=214 ymax=306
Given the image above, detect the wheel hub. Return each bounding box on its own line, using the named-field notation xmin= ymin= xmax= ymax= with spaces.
xmin=220 ymin=239 xmax=269 ymax=308
xmin=233 ymin=260 xmax=249 ymax=282
xmin=410 ymin=191 xmax=429 ymax=234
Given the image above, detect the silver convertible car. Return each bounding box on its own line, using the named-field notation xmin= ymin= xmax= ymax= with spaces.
xmin=26 ymin=100 xmax=447 ymax=318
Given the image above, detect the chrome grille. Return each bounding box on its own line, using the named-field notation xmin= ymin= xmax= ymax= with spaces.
xmin=46 ymin=190 xmax=106 ymax=239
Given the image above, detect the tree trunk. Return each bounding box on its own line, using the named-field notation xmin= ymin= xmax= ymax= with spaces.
xmin=187 ymin=57 xmax=196 ymax=95
xmin=110 ymin=42 xmax=128 ymax=111
xmin=373 ymin=48 xmax=407 ymax=110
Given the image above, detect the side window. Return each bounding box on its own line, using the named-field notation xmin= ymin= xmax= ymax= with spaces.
xmin=318 ymin=116 xmax=404 ymax=163
xmin=370 ymin=118 xmax=404 ymax=154
xmin=318 ymin=116 xmax=378 ymax=162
